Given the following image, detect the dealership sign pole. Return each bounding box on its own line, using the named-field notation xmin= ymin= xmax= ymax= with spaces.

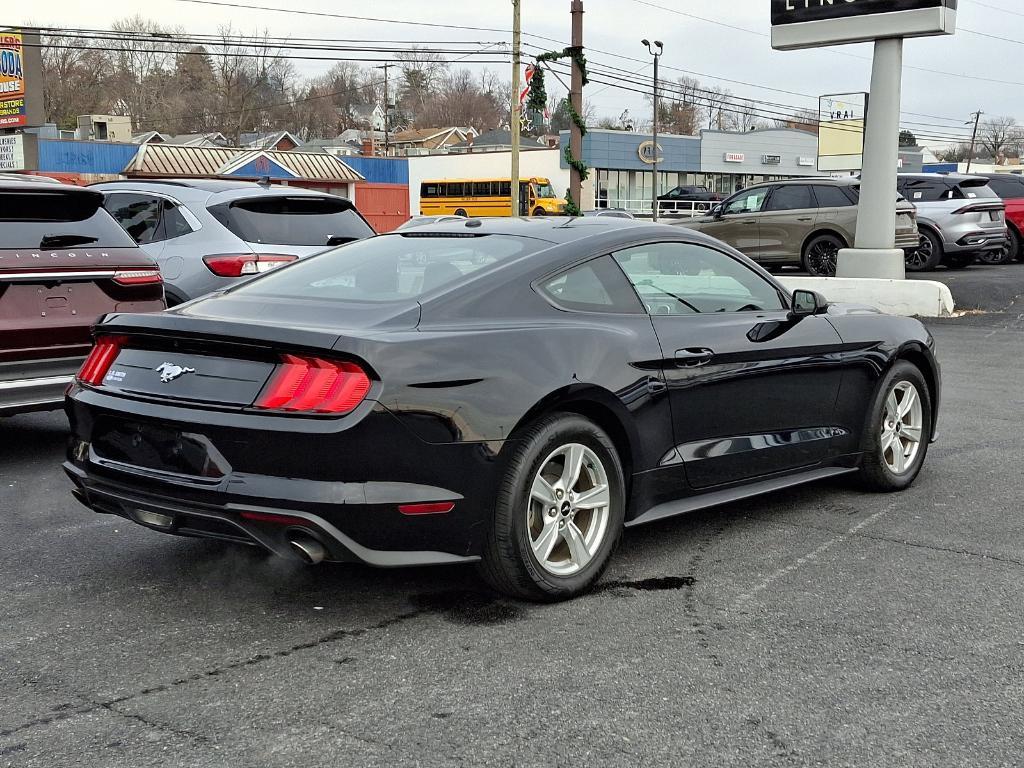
xmin=772 ymin=1 xmax=957 ymax=280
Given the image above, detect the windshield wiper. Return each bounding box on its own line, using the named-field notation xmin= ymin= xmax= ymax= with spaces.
xmin=638 ymin=280 xmax=701 ymax=314
xmin=39 ymin=234 xmax=99 ymax=249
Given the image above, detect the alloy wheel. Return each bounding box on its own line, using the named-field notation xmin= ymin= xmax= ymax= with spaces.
xmin=527 ymin=443 xmax=611 ymax=576
xmin=880 ymin=381 xmax=924 ymax=475
xmin=807 ymin=239 xmax=839 ymax=276
xmin=906 ymin=235 xmax=933 ymax=271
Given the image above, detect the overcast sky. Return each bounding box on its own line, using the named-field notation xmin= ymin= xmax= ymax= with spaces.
xmin=21 ymin=0 xmax=1024 ymax=147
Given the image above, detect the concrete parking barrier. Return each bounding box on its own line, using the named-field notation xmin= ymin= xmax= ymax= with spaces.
xmin=779 ymin=276 xmax=955 ymax=318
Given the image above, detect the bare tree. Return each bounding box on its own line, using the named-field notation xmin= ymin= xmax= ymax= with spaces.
xmin=38 ymin=27 xmax=112 ymax=128
xmin=979 ymin=116 xmax=1018 ymax=160
xmin=210 ymin=26 xmax=289 ymax=144
xmin=105 ymin=15 xmax=184 ymax=131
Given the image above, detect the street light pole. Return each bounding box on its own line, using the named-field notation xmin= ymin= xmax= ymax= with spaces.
xmin=510 ymin=0 xmax=522 ymax=218
xmin=642 ymin=39 xmax=663 ymax=222
xmin=965 ymin=110 xmax=983 ymax=174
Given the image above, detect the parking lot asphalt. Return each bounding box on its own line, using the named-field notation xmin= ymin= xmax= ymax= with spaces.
xmin=2 ymin=265 xmax=1024 ymax=767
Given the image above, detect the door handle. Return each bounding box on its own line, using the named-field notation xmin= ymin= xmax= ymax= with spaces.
xmin=796 ymin=217 xmax=814 ymax=222
xmin=674 ymin=348 xmax=714 ymax=367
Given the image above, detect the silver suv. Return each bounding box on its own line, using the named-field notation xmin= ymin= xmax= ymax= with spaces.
xmin=897 ymin=174 xmax=1006 ymax=270
xmin=92 ymin=179 xmax=375 ymax=305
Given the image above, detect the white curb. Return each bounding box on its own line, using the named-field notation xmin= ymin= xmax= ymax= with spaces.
xmin=778 ymin=276 xmax=955 ymax=318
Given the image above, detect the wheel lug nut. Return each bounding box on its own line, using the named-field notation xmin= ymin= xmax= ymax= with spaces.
xmin=556 ymin=490 xmax=563 ymax=499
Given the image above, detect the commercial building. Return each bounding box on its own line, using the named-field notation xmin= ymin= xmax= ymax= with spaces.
xmin=561 ymin=127 xmax=829 ymax=211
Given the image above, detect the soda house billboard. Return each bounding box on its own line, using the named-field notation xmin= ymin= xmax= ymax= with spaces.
xmin=0 ymin=29 xmax=42 ymax=129
xmin=771 ymin=1 xmax=957 ymax=50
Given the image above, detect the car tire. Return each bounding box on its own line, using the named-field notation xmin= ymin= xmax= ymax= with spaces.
xmin=802 ymin=233 xmax=844 ymax=277
xmin=479 ymin=413 xmax=625 ymax=602
xmin=906 ymin=229 xmax=943 ymax=271
xmin=454 ymin=209 xmax=468 ymax=217
xmin=944 ymin=253 xmax=974 ymax=270
xmin=858 ymin=361 xmax=932 ymax=492
xmin=533 ymin=208 xmax=546 ymax=217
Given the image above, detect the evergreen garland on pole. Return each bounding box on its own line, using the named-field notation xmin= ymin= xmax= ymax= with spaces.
xmin=526 ymin=47 xmax=589 ymax=215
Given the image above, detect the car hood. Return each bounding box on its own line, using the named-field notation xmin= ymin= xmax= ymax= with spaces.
xmin=826 ymin=302 xmax=883 ymax=316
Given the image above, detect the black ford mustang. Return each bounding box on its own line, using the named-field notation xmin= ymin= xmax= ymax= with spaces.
xmin=64 ymin=217 xmax=940 ymax=600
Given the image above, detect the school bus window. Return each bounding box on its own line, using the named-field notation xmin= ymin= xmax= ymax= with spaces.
xmin=473 ymin=182 xmax=491 ymax=196
xmin=500 ymin=181 xmax=512 ymax=196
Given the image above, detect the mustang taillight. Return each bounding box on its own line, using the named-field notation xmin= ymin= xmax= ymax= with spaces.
xmin=254 ymin=354 xmax=371 ymax=414
xmin=112 ymin=269 xmax=163 ymax=286
xmin=77 ymin=336 xmax=127 ymax=386
xmin=203 ymin=254 xmax=298 ymax=277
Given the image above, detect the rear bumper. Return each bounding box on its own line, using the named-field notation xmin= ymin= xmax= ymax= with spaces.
xmin=63 ymin=389 xmax=505 ymax=565
xmin=0 ymin=357 xmax=82 ymax=415
xmin=63 ymin=462 xmax=480 ymax=567
xmin=950 ymin=231 xmax=1007 ymax=252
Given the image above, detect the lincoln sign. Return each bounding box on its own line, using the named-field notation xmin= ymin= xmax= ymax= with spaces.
xmin=771 ymin=0 xmax=957 ymax=50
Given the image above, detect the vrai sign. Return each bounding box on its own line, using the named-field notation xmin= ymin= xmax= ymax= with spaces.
xmin=771 ymin=1 xmax=957 ymax=51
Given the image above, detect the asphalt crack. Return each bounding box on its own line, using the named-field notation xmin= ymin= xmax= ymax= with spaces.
xmin=2 ymin=571 xmax=707 ymax=742
xmin=768 ymin=517 xmax=1024 ymax=569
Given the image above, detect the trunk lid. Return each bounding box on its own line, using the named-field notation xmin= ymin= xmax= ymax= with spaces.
xmin=0 ymin=185 xmax=164 ymax=363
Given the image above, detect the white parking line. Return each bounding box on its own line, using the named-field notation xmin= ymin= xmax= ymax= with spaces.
xmin=736 ymin=507 xmax=891 ymax=605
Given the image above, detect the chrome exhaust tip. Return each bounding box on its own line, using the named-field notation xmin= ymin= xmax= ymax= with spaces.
xmin=289 ymin=535 xmax=327 ymax=565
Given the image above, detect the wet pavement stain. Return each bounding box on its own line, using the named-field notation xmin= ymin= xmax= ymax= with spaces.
xmin=593 ymin=575 xmax=696 ymax=594
xmin=409 ymin=590 xmax=525 ymax=626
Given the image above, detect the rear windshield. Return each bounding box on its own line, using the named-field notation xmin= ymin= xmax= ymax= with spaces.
xmin=953 ymin=181 xmax=999 ymax=200
xmin=0 ymin=191 xmax=137 ymax=249
xmin=208 ymin=196 xmax=374 ymax=247
xmin=230 ymin=233 xmax=536 ymax=302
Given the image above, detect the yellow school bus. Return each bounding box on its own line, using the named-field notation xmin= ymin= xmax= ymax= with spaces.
xmin=420 ymin=178 xmax=566 ymax=217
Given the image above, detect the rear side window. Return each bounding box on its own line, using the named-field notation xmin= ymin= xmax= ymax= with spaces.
xmin=209 ymin=196 xmax=374 ymax=247
xmin=812 ymin=185 xmax=855 ymax=208
xmin=104 ymin=194 xmax=164 ymax=244
xmin=231 ymin=233 xmax=536 ymax=302
xmin=0 ymin=191 xmax=137 ymax=249
xmin=539 ymin=256 xmax=645 ymax=314
xmin=899 ymin=178 xmax=951 ymax=202
xmin=764 ymin=185 xmax=813 ymax=212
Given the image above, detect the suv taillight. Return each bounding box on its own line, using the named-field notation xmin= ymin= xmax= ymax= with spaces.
xmin=203 ymin=254 xmax=298 ymax=277
xmin=113 ymin=269 xmax=163 ymax=286
xmin=77 ymin=336 xmax=126 ymax=386
xmin=952 ymin=203 xmax=1003 ymax=215
xmin=254 ymin=354 xmax=371 ymax=414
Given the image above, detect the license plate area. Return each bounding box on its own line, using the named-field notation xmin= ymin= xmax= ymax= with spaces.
xmin=92 ymin=418 xmax=230 ymax=480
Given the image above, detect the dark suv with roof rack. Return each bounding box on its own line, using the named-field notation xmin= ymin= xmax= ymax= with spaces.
xmin=1 ymin=181 xmax=164 ymax=416
xmin=92 ymin=179 xmax=375 ymax=306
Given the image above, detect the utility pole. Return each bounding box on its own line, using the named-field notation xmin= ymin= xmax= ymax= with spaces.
xmin=643 ymin=39 xmax=663 ymax=221
xmin=384 ymin=63 xmax=391 ymax=157
xmin=510 ymin=0 xmax=522 ymax=217
xmin=569 ymin=0 xmax=584 ymax=212
xmin=374 ymin=64 xmax=392 ymax=157
xmin=966 ymin=110 xmax=983 ymax=173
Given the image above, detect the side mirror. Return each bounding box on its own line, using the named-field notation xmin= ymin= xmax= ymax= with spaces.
xmin=790 ymin=289 xmax=828 ymax=318
xmin=711 ymin=204 xmax=724 ymax=219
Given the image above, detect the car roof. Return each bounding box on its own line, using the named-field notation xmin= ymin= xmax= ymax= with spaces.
xmin=898 ymin=173 xmax=989 ymax=183
xmin=393 ymin=215 xmax=653 ymax=243
xmin=0 ymin=180 xmax=98 ymax=195
xmin=88 ymin=178 xmax=348 ymax=203
xmin=738 ymin=178 xmax=854 ymax=192
xmin=977 ymin=172 xmax=1024 ymax=180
